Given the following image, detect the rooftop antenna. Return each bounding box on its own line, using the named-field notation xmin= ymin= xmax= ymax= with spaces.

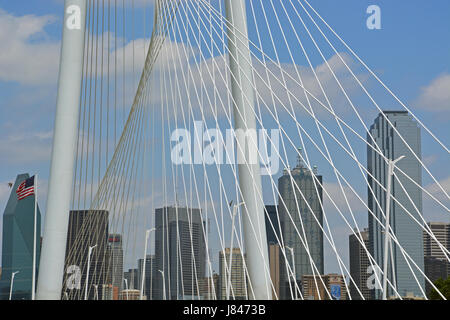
xmin=297 ymin=148 xmax=304 ymax=168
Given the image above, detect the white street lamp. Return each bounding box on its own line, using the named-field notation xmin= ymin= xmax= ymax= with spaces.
xmin=84 ymin=244 xmax=97 ymax=300
xmin=286 ymin=246 xmax=298 ymax=300
xmin=123 ymin=278 xmax=129 ymax=300
xmin=226 ymin=202 xmax=244 ymax=300
xmin=382 ymin=156 xmax=404 ymax=300
xmin=159 ymin=270 xmax=166 ymax=300
xmin=92 ymin=284 xmax=99 ymax=301
xmin=9 ymin=271 xmax=20 ymax=300
xmin=140 ymin=228 xmax=156 ymax=300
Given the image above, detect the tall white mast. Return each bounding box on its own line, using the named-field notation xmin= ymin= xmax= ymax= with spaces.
xmin=225 ymin=0 xmax=272 ymax=300
xmin=382 ymin=156 xmax=405 ymax=300
xmin=32 ymin=174 xmax=38 ymax=300
xmin=36 ymin=0 xmax=87 ymax=300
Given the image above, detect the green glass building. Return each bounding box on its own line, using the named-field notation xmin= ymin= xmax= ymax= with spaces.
xmin=0 ymin=174 xmax=41 ymax=300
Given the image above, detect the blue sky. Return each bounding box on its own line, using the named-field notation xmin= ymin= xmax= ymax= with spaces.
xmin=0 ymin=0 xmax=449 ymax=275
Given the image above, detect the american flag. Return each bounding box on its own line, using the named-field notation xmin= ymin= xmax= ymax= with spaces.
xmin=16 ymin=176 xmax=35 ymax=201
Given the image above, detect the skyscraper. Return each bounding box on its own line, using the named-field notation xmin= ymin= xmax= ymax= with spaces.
xmin=278 ymin=151 xmax=324 ymax=300
xmin=219 ymin=248 xmax=247 ymax=300
xmin=0 ymin=174 xmax=41 ymax=300
xmin=137 ymin=254 xmax=156 ymax=300
xmin=349 ymin=228 xmax=373 ymax=300
xmin=265 ymin=205 xmax=280 ymax=245
xmin=268 ymin=244 xmax=281 ymax=300
xmin=62 ymin=210 xmax=109 ymax=300
xmin=423 ymin=222 xmax=449 ymax=295
xmin=367 ymin=111 xmax=425 ymax=298
xmin=154 ymin=206 xmax=206 ymax=300
xmin=199 ymin=274 xmax=219 ymax=300
xmin=123 ymin=268 xmax=139 ymax=290
xmin=106 ymin=234 xmax=123 ymax=298
xmin=264 ymin=205 xmax=281 ymax=299
xmin=423 ymin=222 xmax=450 ymax=261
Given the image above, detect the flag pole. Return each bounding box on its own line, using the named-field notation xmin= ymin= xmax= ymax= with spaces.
xmin=32 ymin=174 xmax=37 ymax=300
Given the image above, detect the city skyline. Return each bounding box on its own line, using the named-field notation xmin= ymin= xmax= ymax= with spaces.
xmin=0 ymin=0 xmax=449 ymax=301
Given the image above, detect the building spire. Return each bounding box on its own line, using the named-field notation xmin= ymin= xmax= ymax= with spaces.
xmin=297 ymin=147 xmax=304 ymax=168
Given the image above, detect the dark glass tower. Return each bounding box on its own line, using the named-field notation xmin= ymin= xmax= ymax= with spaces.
xmin=265 ymin=205 xmax=281 ymax=245
xmin=62 ymin=210 xmax=109 ymax=300
xmin=0 ymin=174 xmax=41 ymax=300
xmin=106 ymin=234 xmax=123 ymax=296
xmin=154 ymin=206 xmax=206 ymax=300
xmin=137 ymin=254 xmax=156 ymax=300
xmin=278 ymin=152 xmax=324 ymax=300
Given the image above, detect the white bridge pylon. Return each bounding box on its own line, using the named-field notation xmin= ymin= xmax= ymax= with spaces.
xmin=37 ymin=0 xmax=88 ymax=300
xmin=225 ymin=0 xmax=272 ymax=300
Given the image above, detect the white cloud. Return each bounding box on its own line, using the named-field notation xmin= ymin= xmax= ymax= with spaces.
xmin=423 ymin=154 xmax=438 ymax=167
xmin=423 ymin=176 xmax=450 ymax=222
xmin=0 ymin=8 xmax=155 ymax=86
xmin=415 ymin=73 xmax=450 ymax=113
xmin=147 ymin=48 xmax=368 ymax=121
xmin=322 ymin=181 xmax=367 ymax=214
xmin=425 ymin=175 xmax=450 ymax=204
xmin=0 ymin=131 xmax=53 ymax=164
xmin=0 ymin=9 xmax=60 ymax=85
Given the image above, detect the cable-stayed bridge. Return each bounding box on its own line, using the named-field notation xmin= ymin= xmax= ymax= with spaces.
xmin=33 ymin=0 xmax=449 ymax=301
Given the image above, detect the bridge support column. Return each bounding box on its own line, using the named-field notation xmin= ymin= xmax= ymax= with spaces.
xmin=225 ymin=0 xmax=272 ymax=300
xmin=36 ymin=0 xmax=87 ymax=300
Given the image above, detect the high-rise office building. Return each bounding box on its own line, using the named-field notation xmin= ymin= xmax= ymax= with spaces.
xmin=219 ymin=248 xmax=247 ymax=300
xmin=154 ymin=206 xmax=206 ymax=300
xmin=265 ymin=205 xmax=281 ymax=299
xmin=105 ymin=234 xmax=123 ymax=299
xmin=199 ymin=274 xmax=219 ymax=300
xmin=268 ymin=244 xmax=281 ymax=300
xmin=367 ymin=111 xmax=425 ymax=298
xmin=423 ymin=222 xmax=450 ymax=261
xmin=423 ymin=222 xmax=449 ymax=295
xmin=137 ymin=254 xmax=156 ymax=300
xmin=124 ymin=268 xmax=139 ymax=290
xmin=424 ymin=257 xmax=448 ymax=295
xmin=278 ymin=151 xmax=324 ymax=300
xmin=349 ymin=228 xmax=373 ymax=300
xmin=0 ymin=174 xmax=41 ymax=300
xmin=265 ymin=205 xmax=280 ymax=245
xmin=62 ymin=210 xmax=109 ymax=300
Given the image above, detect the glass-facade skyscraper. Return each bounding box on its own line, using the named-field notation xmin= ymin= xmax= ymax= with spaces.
xmin=367 ymin=111 xmax=425 ymax=298
xmin=278 ymin=152 xmax=324 ymax=300
xmin=265 ymin=205 xmax=281 ymax=245
xmin=349 ymin=228 xmax=372 ymax=300
xmin=0 ymin=174 xmax=41 ymax=300
xmin=219 ymin=248 xmax=247 ymax=300
xmin=137 ymin=254 xmax=156 ymax=300
xmin=106 ymin=234 xmax=123 ymax=298
xmin=154 ymin=206 xmax=206 ymax=300
xmin=62 ymin=210 xmax=109 ymax=300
